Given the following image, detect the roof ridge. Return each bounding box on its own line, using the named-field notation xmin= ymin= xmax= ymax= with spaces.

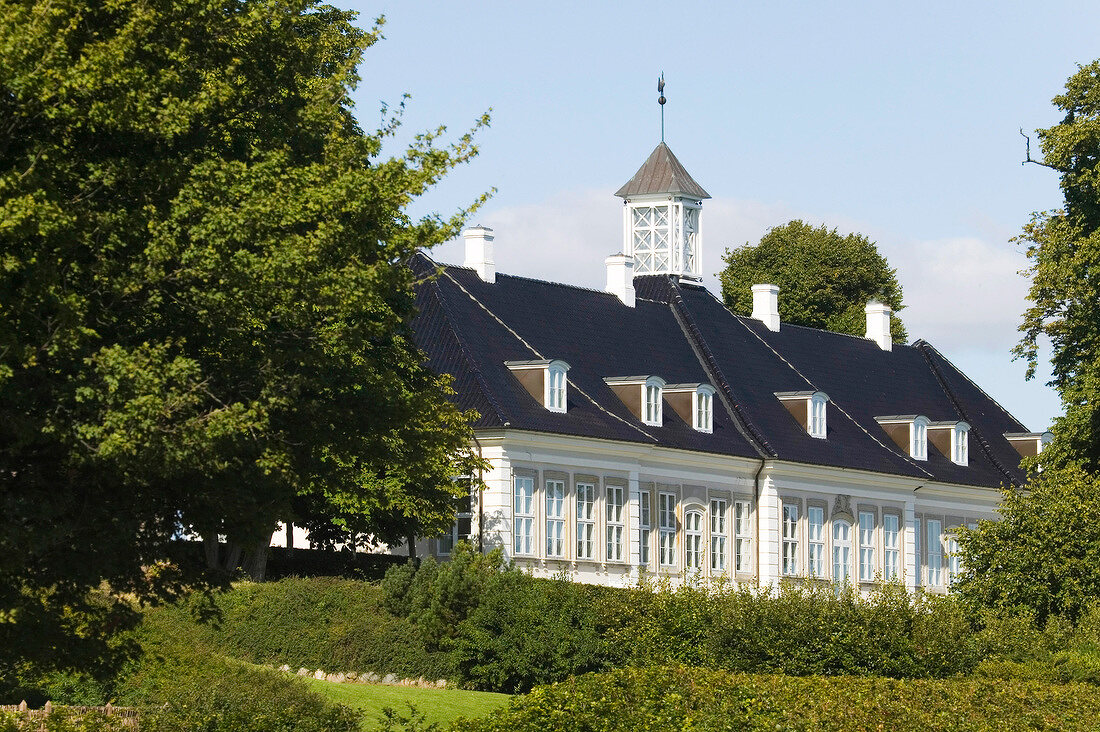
xmin=915 ymin=341 xmax=1023 ymax=487
xmin=435 ymin=261 xmax=622 ymax=299
xmin=665 ymin=281 xmax=773 ymax=458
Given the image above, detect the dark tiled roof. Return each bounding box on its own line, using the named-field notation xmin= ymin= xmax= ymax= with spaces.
xmin=614 ymin=143 xmax=711 ymax=200
xmin=411 ymin=254 xmax=1030 ymax=488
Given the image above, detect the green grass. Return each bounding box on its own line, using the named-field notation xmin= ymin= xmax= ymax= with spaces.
xmin=304 ymin=678 xmax=510 ymax=731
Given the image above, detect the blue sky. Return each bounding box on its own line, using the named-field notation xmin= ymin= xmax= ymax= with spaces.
xmin=348 ymin=0 xmax=1100 ymax=432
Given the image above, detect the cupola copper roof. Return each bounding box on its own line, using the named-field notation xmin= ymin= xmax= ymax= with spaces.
xmin=615 ymin=142 xmax=711 ymax=199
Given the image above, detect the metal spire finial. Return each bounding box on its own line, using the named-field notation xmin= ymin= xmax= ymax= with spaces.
xmin=657 ymin=73 xmax=666 ymax=142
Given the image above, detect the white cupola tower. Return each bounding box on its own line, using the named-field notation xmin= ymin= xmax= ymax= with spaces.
xmin=615 ymin=142 xmax=710 ymax=279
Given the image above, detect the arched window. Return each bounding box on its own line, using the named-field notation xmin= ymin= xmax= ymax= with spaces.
xmin=643 ymin=377 xmax=664 ymax=426
xmin=693 ymin=386 xmax=714 ymax=433
xmin=833 ymin=519 xmax=852 ymax=585
xmin=809 ymin=392 xmax=828 ymax=439
xmin=684 ymin=509 xmax=704 ymax=571
xmin=911 ymin=417 xmax=929 ymax=461
xmin=545 ymin=361 xmax=569 ymax=413
xmin=952 ymin=423 xmax=969 ymax=465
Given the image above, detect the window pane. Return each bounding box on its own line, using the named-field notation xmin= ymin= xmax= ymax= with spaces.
xmin=859 ymin=512 xmax=875 ymax=582
xmin=808 ymin=506 xmax=824 ymax=577
xmin=546 ymin=480 xmax=565 ymax=557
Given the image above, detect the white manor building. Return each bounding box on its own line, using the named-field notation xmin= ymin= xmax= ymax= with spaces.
xmin=407 ymin=141 xmax=1050 ymax=592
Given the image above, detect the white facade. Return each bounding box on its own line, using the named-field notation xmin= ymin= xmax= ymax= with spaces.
xmin=427 ymin=430 xmax=1000 ymax=593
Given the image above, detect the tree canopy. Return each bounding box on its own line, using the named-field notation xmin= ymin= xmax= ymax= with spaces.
xmin=719 ymin=220 xmax=907 ymax=342
xmin=1015 ymin=60 xmax=1100 ymax=471
xmin=0 ymin=0 xmax=485 ymax=682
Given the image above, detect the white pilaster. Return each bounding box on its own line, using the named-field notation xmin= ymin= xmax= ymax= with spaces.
xmin=904 ymin=498 xmax=917 ymax=593
xmin=757 ymin=473 xmax=780 ymax=588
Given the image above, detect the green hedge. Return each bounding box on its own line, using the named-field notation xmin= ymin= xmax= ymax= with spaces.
xmin=460 ymin=665 xmax=1100 ymax=731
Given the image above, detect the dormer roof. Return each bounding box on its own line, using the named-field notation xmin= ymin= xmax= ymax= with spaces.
xmin=615 ymin=142 xmax=711 ymax=200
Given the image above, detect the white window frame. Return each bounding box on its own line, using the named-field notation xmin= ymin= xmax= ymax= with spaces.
xmin=576 ymin=482 xmax=595 ymax=560
xmin=781 ymin=502 xmax=799 ymax=576
xmin=658 ymin=491 xmax=677 ymax=568
xmin=545 ymin=479 xmax=566 ymax=558
xmin=643 ymin=377 xmax=665 ymax=426
xmin=544 ymin=360 xmax=569 ymax=413
xmin=513 ymin=475 xmax=535 ymax=556
xmin=927 ymin=519 xmax=943 ymax=586
xmin=833 ymin=519 xmax=852 ymax=585
xmin=684 ymin=509 xmax=704 ymax=572
xmin=914 ymin=517 xmax=922 ymax=588
xmin=710 ymin=499 xmax=727 ymax=573
xmin=952 ymin=423 xmax=970 ymax=465
xmin=605 ymin=484 xmax=624 ymax=562
xmin=858 ymin=511 xmax=876 ymax=582
xmin=883 ymin=514 xmax=900 ymax=581
xmin=437 ymin=483 xmax=474 ymax=556
xmin=693 ymin=386 xmax=715 ymax=433
xmin=911 ymin=417 xmax=929 ymax=461
xmin=807 ymin=506 xmax=825 ymax=578
xmin=734 ymin=500 xmax=752 ymax=573
xmin=809 ymin=392 xmax=828 ymax=439
xmin=946 ymin=534 xmax=961 ymax=587
xmin=629 ymin=202 xmax=672 ymax=274
xmin=639 ymin=489 xmax=651 ymax=566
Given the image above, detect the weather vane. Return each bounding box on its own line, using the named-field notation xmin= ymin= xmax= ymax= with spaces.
xmin=658 ymin=73 xmax=666 ymax=142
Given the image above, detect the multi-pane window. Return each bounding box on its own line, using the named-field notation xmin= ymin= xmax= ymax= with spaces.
xmin=513 ymin=475 xmax=535 ymax=555
xmin=734 ymin=501 xmax=752 ymax=573
xmin=640 ymin=490 xmax=652 ymax=566
xmin=437 ymin=485 xmax=473 ymax=556
xmin=833 ymin=520 xmax=852 ymax=585
xmin=546 ymin=366 xmax=567 ymax=412
xmin=810 ymin=394 xmax=827 ymax=439
xmin=606 ymin=485 xmax=624 ymax=562
xmin=953 ymin=426 xmax=969 ymax=465
xmin=644 ymin=383 xmax=662 ymax=425
xmin=807 ymin=506 xmax=825 ymax=578
xmin=859 ymin=512 xmax=876 ymax=582
xmin=682 ymin=206 xmax=699 ymax=273
xmin=684 ymin=510 xmax=703 ymax=571
xmin=927 ymin=519 xmax=943 ymax=586
xmin=631 ymin=205 xmax=670 ymax=274
xmin=658 ymin=492 xmax=677 ymax=567
xmin=710 ymin=499 xmax=727 ymax=572
xmin=912 ymin=419 xmax=928 ymax=460
xmin=946 ymin=535 xmax=961 ymax=586
xmin=545 ymin=479 xmax=565 ymax=557
xmin=883 ymin=514 xmax=900 ymax=581
xmin=576 ymin=482 xmax=595 ymax=560
xmin=781 ymin=503 xmax=799 ymax=576
xmin=695 ymin=389 xmax=713 ymax=433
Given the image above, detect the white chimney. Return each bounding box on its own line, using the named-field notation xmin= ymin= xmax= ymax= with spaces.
xmin=865 ymin=300 xmax=892 ymax=351
xmin=605 ymin=253 xmax=636 ymax=307
xmin=463 ymin=225 xmax=495 ymax=283
xmin=751 ymin=284 xmax=780 ymax=331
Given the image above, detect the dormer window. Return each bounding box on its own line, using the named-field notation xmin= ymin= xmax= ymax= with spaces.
xmin=775 ymin=390 xmax=830 ymax=439
xmin=952 ymin=423 xmax=969 ymax=465
xmin=1005 ymin=431 xmax=1054 ymax=458
xmin=644 ymin=377 xmax=664 ymax=426
xmin=875 ymin=415 xmax=930 ymax=460
xmin=547 ymin=362 xmax=567 ymax=412
xmin=912 ymin=417 xmax=928 ymax=461
xmin=505 ymin=359 xmax=570 ymax=413
xmin=695 ymin=388 xmax=714 ymax=432
xmin=605 ymin=375 xmax=667 ymax=426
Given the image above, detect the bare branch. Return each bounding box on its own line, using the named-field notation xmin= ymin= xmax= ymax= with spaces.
xmin=1020 ymin=128 xmax=1058 ymax=169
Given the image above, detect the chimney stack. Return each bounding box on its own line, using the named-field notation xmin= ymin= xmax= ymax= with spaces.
xmin=605 ymin=254 xmax=636 ymax=307
xmin=751 ymin=284 xmax=780 ymax=331
xmin=463 ymin=225 xmax=495 ymax=283
xmin=865 ymin=300 xmax=892 ymax=351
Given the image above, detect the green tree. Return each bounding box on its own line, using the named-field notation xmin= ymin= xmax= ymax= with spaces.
xmin=1015 ymin=60 xmax=1100 ymax=471
xmin=955 ymin=464 xmax=1100 ymax=624
xmin=0 ymin=0 xmax=484 ymax=686
xmin=719 ymin=220 xmax=907 ymax=341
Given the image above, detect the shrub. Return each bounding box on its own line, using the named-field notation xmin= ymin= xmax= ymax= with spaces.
xmin=460 ymin=665 xmax=1100 ymax=731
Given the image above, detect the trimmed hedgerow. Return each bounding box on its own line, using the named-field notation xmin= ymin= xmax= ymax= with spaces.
xmin=460 ymin=665 xmax=1100 ymax=732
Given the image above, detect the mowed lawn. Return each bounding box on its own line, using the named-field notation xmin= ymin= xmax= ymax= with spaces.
xmin=305 ymin=678 xmax=510 ymax=731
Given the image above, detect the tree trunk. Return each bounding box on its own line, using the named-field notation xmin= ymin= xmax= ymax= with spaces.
xmin=286 ymin=521 xmax=295 ymax=555
xmin=223 ymin=541 xmax=243 ymax=574
xmin=242 ymin=539 xmax=271 ymax=582
xmin=203 ymin=535 xmax=220 ymax=569
xmin=406 ymin=531 xmax=417 ymax=561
